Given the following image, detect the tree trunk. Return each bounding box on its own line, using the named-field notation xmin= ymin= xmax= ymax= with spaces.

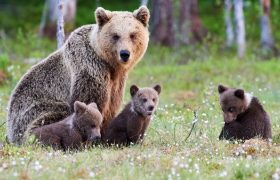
xmin=151 ymin=0 xmax=175 ymax=46
xmin=189 ymin=0 xmax=207 ymax=42
xmin=141 ymin=0 xmax=148 ymax=6
xmin=178 ymin=0 xmax=207 ymax=44
xmin=96 ymin=0 xmax=100 ymax=7
xmin=260 ymin=0 xmax=274 ymax=51
xmin=178 ymin=0 xmax=191 ymax=44
xmin=234 ymin=0 xmax=245 ymax=58
xmin=39 ymin=0 xmax=76 ymax=39
xmin=224 ymin=0 xmax=234 ymax=48
xmin=57 ymin=0 xmax=65 ymax=49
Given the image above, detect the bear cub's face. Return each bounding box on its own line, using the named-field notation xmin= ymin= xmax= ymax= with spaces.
xmin=73 ymin=101 xmax=103 ymax=141
xmin=218 ymin=85 xmax=251 ymax=123
xmin=93 ymin=6 xmax=150 ymax=68
xmin=130 ymin=85 xmax=161 ymax=117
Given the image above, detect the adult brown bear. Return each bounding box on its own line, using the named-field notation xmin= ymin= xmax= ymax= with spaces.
xmin=7 ymin=6 xmax=150 ymax=145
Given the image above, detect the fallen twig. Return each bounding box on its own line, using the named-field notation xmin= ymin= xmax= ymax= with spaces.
xmin=184 ymin=110 xmax=198 ymax=141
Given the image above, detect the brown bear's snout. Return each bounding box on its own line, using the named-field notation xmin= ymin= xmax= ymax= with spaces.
xmin=148 ymin=105 xmax=154 ymax=111
xmin=89 ymin=128 xmax=101 ymax=142
xmin=223 ymin=112 xmax=237 ymax=123
xmin=90 ymin=136 xmax=101 ymax=142
xmin=120 ymin=50 xmax=130 ymax=62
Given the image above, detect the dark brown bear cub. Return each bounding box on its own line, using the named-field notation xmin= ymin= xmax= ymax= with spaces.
xmin=31 ymin=101 xmax=103 ymax=151
xmin=218 ymin=85 xmax=272 ymax=141
xmin=103 ymin=84 xmax=161 ymax=146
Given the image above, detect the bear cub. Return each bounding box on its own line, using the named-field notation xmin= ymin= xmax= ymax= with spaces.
xmin=31 ymin=101 xmax=103 ymax=151
xmin=218 ymin=85 xmax=272 ymax=141
xmin=103 ymin=84 xmax=161 ymax=146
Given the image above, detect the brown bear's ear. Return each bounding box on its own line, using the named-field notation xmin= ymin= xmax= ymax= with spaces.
xmin=130 ymin=85 xmax=139 ymax=97
xmin=133 ymin=6 xmax=150 ymax=27
xmin=74 ymin=101 xmax=87 ymax=114
xmin=234 ymin=89 xmax=245 ymax=99
xmin=153 ymin=84 xmax=161 ymax=95
xmin=218 ymin=85 xmax=228 ymax=94
xmin=95 ymin=7 xmax=112 ymax=27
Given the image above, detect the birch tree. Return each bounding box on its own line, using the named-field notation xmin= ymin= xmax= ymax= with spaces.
xmin=141 ymin=0 xmax=148 ymax=6
xmin=57 ymin=0 xmax=65 ymax=48
xmin=39 ymin=0 xmax=76 ymax=38
xmin=234 ymin=0 xmax=245 ymax=58
xmin=224 ymin=0 xmax=234 ymax=48
xmin=96 ymin=0 xmax=100 ymax=7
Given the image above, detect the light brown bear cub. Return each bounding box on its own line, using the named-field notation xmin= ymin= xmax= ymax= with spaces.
xmin=103 ymin=84 xmax=161 ymax=146
xmin=218 ymin=85 xmax=272 ymax=141
xmin=31 ymin=101 xmax=103 ymax=151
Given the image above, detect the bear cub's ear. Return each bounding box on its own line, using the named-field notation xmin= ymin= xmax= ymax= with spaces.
xmin=234 ymin=89 xmax=245 ymax=99
xmin=218 ymin=84 xmax=228 ymax=94
xmin=88 ymin=102 xmax=98 ymax=110
xmin=130 ymin=85 xmax=139 ymax=97
xmin=153 ymin=84 xmax=161 ymax=95
xmin=74 ymin=101 xmax=87 ymax=114
xmin=95 ymin=7 xmax=112 ymax=27
xmin=133 ymin=6 xmax=150 ymax=27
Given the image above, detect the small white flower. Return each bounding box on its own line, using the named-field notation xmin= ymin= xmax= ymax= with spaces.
xmin=13 ymin=172 xmax=18 ymax=177
xmin=171 ymin=168 xmax=176 ymax=175
xmin=89 ymin=171 xmax=95 ymax=177
xmin=247 ymin=155 xmax=252 ymax=160
xmin=219 ymin=171 xmax=227 ymax=177
xmin=254 ymin=173 xmax=260 ymax=178
xmin=58 ymin=167 xmax=65 ymax=173
xmin=272 ymin=173 xmax=279 ymax=180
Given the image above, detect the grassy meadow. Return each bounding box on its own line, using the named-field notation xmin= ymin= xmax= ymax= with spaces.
xmin=0 ymin=34 xmax=279 ymax=179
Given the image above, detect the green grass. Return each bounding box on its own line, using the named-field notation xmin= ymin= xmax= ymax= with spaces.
xmin=0 ymin=35 xmax=279 ymax=179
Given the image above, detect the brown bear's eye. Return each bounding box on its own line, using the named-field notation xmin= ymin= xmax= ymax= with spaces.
xmin=112 ymin=34 xmax=120 ymax=41
xmin=130 ymin=33 xmax=136 ymax=40
xmin=228 ymin=107 xmax=235 ymax=113
xmin=142 ymin=98 xmax=147 ymax=103
xmin=91 ymin=124 xmax=96 ymax=128
xmin=152 ymin=98 xmax=156 ymax=102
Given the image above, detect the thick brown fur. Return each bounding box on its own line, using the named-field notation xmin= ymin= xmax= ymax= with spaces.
xmin=7 ymin=6 xmax=150 ymax=145
xmin=31 ymin=101 xmax=103 ymax=151
xmin=218 ymin=85 xmax=272 ymax=141
xmin=103 ymin=85 xmax=161 ymax=146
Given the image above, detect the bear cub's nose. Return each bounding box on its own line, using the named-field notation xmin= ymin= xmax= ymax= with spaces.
xmin=120 ymin=50 xmax=130 ymax=62
xmin=148 ymin=106 xmax=154 ymax=111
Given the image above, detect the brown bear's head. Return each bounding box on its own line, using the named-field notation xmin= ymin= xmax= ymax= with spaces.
xmin=218 ymin=85 xmax=252 ymax=123
xmin=91 ymin=6 xmax=150 ymax=70
xmin=130 ymin=84 xmax=161 ymax=117
xmin=73 ymin=101 xmax=103 ymax=142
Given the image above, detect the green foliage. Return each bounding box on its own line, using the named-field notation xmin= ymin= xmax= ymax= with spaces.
xmin=0 ymin=54 xmax=9 ymax=72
